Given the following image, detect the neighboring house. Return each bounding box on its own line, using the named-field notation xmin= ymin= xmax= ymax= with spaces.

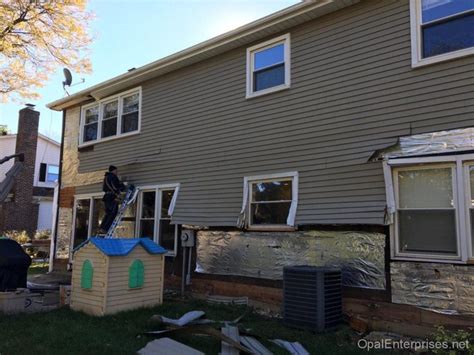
xmin=48 ymin=0 xmax=474 ymax=321
xmin=0 ymin=110 xmax=60 ymax=233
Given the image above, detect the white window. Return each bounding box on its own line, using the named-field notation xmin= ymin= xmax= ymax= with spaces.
xmin=39 ymin=163 xmax=59 ymax=183
xmin=410 ymin=0 xmax=474 ymax=67
xmin=388 ymin=154 xmax=474 ymax=262
xmin=239 ymin=172 xmax=298 ymax=229
xmin=46 ymin=164 xmax=59 ymax=182
xmin=136 ymin=184 xmax=180 ymax=256
xmin=246 ymin=34 xmax=290 ymax=98
xmin=80 ymin=87 xmax=141 ymax=146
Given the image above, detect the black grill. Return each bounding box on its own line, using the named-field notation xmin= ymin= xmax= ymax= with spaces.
xmin=283 ymin=265 xmax=342 ymax=332
xmin=0 ymin=239 xmax=31 ymax=291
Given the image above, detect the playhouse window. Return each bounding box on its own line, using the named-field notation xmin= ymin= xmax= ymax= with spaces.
xmin=81 ymin=259 xmax=93 ymax=289
xmin=129 ymin=259 xmax=144 ymax=289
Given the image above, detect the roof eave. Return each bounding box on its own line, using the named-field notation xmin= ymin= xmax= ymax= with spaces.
xmin=47 ymin=0 xmax=359 ymax=111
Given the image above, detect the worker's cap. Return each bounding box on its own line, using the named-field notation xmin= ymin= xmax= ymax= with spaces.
xmin=108 ymin=165 xmax=117 ymax=172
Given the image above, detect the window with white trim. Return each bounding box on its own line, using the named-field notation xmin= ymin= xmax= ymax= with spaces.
xmin=80 ymin=88 xmax=141 ymax=145
xmin=394 ymin=165 xmax=458 ymax=257
xmin=136 ymin=185 xmax=180 ymax=255
xmin=246 ymin=34 xmax=290 ymax=98
xmin=410 ymin=0 xmax=474 ymax=67
xmin=46 ymin=164 xmax=59 ymax=182
xmin=389 ymin=155 xmax=474 ymax=262
xmin=240 ymin=172 xmax=298 ymax=229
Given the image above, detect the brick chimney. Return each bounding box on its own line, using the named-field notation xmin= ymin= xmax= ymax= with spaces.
xmin=0 ymin=105 xmax=40 ymax=236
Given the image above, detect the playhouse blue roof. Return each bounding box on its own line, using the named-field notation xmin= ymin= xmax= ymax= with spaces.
xmin=76 ymin=238 xmax=167 ymax=256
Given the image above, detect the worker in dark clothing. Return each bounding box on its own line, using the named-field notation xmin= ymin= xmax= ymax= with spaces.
xmin=99 ymin=165 xmax=126 ymax=234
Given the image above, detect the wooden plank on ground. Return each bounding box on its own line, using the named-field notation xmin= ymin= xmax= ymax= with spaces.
xmin=221 ymin=325 xmax=240 ymax=355
xmin=137 ymin=337 xmax=204 ymax=355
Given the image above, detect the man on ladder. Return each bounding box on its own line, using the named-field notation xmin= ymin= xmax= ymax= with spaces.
xmin=99 ymin=165 xmax=126 ymax=234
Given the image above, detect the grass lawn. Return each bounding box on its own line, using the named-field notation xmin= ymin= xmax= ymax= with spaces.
xmin=28 ymin=262 xmax=49 ymax=275
xmin=0 ymin=299 xmax=400 ymax=355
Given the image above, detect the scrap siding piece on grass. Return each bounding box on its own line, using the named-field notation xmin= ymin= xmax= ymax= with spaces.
xmin=221 ymin=325 xmax=240 ymax=355
xmin=240 ymin=336 xmax=272 ymax=355
xmin=271 ymin=339 xmax=310 ymax=355
xmin=137 ymin=338 xmax=204 ymax=355
xmin=70 ymin=238 xmax=166 ymax=316
xmin=155 ymin=310 xmax=206 ymax=326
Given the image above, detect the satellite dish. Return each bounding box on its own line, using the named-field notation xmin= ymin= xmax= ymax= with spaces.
xmin=63 ymin=68 xmax=73 ymax=87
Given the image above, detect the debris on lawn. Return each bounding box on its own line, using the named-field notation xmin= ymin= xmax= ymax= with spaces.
xmin=151 ymin=310 xmax=206 ymax=326
xmin=137 ymin=337 xmax=204 ymax=355
xmin=240 ymin=336 xmax=273 ymax=355
xmin=221 ymin=325 xmax=240 ymax=355
xmin=207 ymin=295 xmax=249 ymax=306
xmin=271 ymin=339 xmax=310 ymax=355
xmin=145 ymin=324 xmax=251 ymax=353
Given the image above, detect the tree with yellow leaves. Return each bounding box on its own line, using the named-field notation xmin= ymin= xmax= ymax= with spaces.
xmin=0 ymin=0 xmax=93 ymax=101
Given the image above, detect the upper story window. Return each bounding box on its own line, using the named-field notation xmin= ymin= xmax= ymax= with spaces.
xmin=46 ymin=165 xmax=59 ymax=182
xmin=80 ymin=87 xmax=141 ymax=146
xmin=39 ymin=163 xmax=59 ymax=183
xmin=246 ymin=34 xmax=290 ymax=98
xmin=239 ymin=171 xmax=298 ymax=230
xmin=410 ymin=0 xmax=474 ymax=67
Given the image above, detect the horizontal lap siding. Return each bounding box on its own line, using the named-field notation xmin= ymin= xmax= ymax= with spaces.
xmin=74 ymin=0 xmax=474 ymax=227
xmin=70 ymin=244 xmax=107 ymax=315
xmin=104 ymin=248 xmax=163 ymax=314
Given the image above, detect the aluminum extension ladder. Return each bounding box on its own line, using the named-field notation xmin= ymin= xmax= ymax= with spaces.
xmin=104 ymin=184 xmax=139 ymax=239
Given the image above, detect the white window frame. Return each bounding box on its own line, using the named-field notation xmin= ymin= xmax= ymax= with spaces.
xmin=241 ymin=171 xmax=298 ymax=230
xmin=410 ymin=0 xmax=474 ymax=68
xmin=135 ymin=183 xmax=180 ymax=257
xmin=70 ymin=193 xmax=104 ymax=261
xmin=246 ymin=34 xmax=291 ymax=99
xmin=79 ymin=87 xmax=142 ymax=147
xmin=387 ymin=154 xmax=474 ymax=263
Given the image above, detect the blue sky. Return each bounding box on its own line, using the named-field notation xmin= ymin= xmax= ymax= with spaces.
xmin=0 ymin=0 xmax=298 ymax=142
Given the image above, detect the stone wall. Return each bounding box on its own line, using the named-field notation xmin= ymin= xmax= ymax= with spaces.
xmin=391 ymin=262 xmax=474 ymax=314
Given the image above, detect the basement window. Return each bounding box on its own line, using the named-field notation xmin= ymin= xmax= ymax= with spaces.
xmin=79 ymin=87 xmax=141 ymax=146
xmin=136 ymin=184 xmax=180 ymax=256
xmin=246 ymin=34 xmax=290 ymax=98
xmin=240 ymin=172 xmax=298 ymax=230
xmin=410 ymin=0 xmax=474 ymax=67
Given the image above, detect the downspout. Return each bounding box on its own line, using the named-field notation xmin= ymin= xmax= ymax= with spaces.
xmin=49 ymin=109 xmax=66 ymax=272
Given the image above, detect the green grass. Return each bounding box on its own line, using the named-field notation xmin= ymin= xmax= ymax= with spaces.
xmin=28 ymin=262 xmax=49 ymax=275
xmin=0 ymin=299 xmax=398 ymax=355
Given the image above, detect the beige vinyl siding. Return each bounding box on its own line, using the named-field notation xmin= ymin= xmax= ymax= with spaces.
xmin=104 ymin=247 xmax=163 ymax=314
xmin=72 ymin=0 xmax=474 ymax=227
xmin=70 ymin=243 xmax=107 ymax=316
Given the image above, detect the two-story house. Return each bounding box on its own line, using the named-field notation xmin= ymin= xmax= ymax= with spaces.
xmin=0 ymin=109 xmax=60 ymax=233
xmin=48 ymin=0 xmax=474 ymax=321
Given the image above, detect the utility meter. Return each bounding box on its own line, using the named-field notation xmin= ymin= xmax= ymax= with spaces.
xmin=181 ymin=229 xmax=195 ymax=247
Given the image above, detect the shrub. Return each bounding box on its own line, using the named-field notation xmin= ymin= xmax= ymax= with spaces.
xmin=3 ymin=230 xmax=30 ymax=244
xmin=431 ymin=326 xmax=474 ymax=355
xmin=34 ymin=230 xmax=51 ymax=240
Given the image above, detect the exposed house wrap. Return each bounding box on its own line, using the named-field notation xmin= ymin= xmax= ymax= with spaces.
xmin=196 ymin=230 xmax=386 ymax=289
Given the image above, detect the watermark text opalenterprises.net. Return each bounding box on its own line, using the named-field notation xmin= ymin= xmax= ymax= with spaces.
xmin=358 ymin=338 xmax=470 ymax=352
